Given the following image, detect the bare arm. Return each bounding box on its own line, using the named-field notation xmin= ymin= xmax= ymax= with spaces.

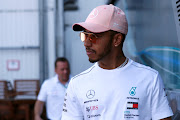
xmin=34 ymin=100 xmax=45 ymax=120
xmin=160 ymin=117 xmax=172 ymax=120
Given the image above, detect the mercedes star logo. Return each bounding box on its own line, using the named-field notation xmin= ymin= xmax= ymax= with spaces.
xmin=86 ymin=90 xmax=95 ymax=99
xmin=88 ymin=8 xmax=98 ymax=19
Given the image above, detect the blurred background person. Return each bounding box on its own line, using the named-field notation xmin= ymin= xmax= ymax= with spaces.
xmin=34 ymin=57 xmax=71 ymax=120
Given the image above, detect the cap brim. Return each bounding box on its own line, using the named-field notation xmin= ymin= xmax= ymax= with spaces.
xmin=72 ymin=22 xmax=110 ymax=33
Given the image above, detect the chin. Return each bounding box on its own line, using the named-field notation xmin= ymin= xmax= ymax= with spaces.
xmin=89 ymin=58 xmax=99 ymax=63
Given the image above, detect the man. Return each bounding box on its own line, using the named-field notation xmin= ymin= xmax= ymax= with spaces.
xmin=34 ymin=57 xmax=70 ymax=120
xmin=62 ymin=4 xmax=173 ymax=120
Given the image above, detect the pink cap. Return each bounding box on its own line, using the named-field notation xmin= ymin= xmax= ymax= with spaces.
xmin=73 ymin=4 xmax=128 ymax=34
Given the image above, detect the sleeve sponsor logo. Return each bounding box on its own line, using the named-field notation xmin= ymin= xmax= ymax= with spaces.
xmin=62 ymin=92 xmax=68 ymax=113
xmin=63 ymin=109 xmax=67 ymax=112
xmin=163 ymin=88 xmax=168 ymax=97
xmin=63 ymin=103 xmax=66 ymax=107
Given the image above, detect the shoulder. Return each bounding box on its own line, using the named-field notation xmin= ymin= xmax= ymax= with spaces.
xmin=130 ymin=59 xmax=158 ymax=75
xmin=127 ymin=59 xmax=160 ymax=83
xmin=128 ymin=60 xmax=164 ymax=92
xmin=71 ymin=63 xmax=97 ymax=81
xmin=67 ymin=64 xmax=97 ymax=88
xmin=66 ymin=64 xmax=97 ymax=97
xmin=41 ymin=76 xmax=57 ymax=86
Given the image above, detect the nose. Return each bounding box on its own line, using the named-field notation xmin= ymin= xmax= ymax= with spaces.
xmin=84 ymin=36 xmax=92 ymax=47
xmin=63 ymin=69 xmax=69 ymax=74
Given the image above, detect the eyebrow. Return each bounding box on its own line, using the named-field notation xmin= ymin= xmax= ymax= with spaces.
xmin=83 ymin=30 xmax=92 ymax=33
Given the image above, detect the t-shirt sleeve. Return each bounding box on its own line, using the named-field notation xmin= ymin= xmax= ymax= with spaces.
xmin=151 ymin=73 xmax=173 ymax=119
xmin=37 ymin=81 xmax=47 ymax=102
xmin=61 ymin=79 xmax=84 ymax=120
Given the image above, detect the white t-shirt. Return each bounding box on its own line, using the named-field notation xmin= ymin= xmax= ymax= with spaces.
xmin=38 ymin=75 xmax=69 ymax=120
xmin=62 ymin=59 xmax=173 ymax=120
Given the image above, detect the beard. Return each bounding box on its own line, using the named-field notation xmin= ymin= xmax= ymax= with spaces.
xmin=89 ymin=58 xmax=98 ymax=63
xmin=88 ymin=41 xmax=112 ymax=63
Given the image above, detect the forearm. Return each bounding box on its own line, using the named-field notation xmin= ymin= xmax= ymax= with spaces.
xmin=34 ymin=100 xmax=45 ymax=120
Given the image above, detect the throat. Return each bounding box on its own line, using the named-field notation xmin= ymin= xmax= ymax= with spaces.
xmin=58 ymin=78 xmax=68 ymax=85
xmin=98 ymin=57 xmax=128 ymax=69
xmin=116 ymin=57 xmax=128 ymax=69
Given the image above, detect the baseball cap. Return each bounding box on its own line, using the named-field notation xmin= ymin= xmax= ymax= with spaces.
xmin=72 ymin=4 xmax=128 ymax=34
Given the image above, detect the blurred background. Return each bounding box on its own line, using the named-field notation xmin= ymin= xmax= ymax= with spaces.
xmin=0 ymin=0 xmax=180 ymax=119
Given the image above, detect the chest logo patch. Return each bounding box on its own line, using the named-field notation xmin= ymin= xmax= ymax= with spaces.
xmin=86 ymin=90 xmax=95 ymax=99
xmin=127 ymin=102 xmax=138 ymax=109
xmin=129 ymin=87 xmax=136 ymax=96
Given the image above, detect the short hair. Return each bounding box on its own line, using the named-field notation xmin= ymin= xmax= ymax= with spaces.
xmin=110 ymin=30 xmax=126 ymax=46
xmin=55 ymin=57 xmax=69 ymax=68
xmin=110 ymin=30 xmax=126 ymax=42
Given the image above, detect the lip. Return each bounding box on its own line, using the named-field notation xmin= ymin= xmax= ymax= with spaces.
xmin=86 ymin=48 xmax=95 ymax=55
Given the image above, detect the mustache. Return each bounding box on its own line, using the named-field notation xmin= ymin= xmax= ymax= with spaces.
xmin=86 ymin=48 xmax=96 ymax=53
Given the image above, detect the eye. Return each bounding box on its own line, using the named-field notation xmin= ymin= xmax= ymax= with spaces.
xmin=89 ymin=35 xmax=97 ymax=43
xmin=88 ymin=34 xmax=92 ymax=40
xmin=89 ymin=37 xmax=93 ymax=41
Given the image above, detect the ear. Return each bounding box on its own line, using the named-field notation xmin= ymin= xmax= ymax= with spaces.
xmin=113 ymin=33 xmax=123 ymax=47
xmin=55 ymin=68 xmax=57 ymax=73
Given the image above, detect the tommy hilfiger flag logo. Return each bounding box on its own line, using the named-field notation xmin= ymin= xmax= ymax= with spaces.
xmin=127 ymin=102 xmax=138 ymax=109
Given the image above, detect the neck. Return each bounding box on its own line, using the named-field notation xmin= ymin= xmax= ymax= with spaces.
xmin=58 ymin=77 xmax=68 ymax=85
xmin=98 ymin=52 xmax=126 ymax=69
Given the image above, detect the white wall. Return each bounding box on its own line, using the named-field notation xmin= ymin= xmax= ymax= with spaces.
xmin=0 ymin=1 xmax=39 ymax=47
xmin=45 ymin=0 xmax=56 ymax=78
xmin=0 ymin=0 xmax=40 ymax=84
xmin=0 ymin=50 xmax=39 ymax=80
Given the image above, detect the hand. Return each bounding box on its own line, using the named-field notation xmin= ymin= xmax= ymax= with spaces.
xmin=34 ymin=115 xmax=43 ymax=120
